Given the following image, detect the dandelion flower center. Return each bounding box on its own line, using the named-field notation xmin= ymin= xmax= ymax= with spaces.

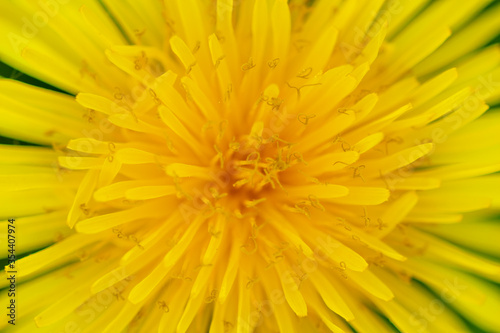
xmin=2 ymin=0 xmax=500 ymax=332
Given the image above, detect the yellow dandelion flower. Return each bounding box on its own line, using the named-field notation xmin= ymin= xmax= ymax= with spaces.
xmin=1 ymin=0 xmax=500 ymax=332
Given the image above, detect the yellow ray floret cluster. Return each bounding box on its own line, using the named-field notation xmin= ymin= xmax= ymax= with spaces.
xmin=1 ymin=0 xmax=500 ymax=332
